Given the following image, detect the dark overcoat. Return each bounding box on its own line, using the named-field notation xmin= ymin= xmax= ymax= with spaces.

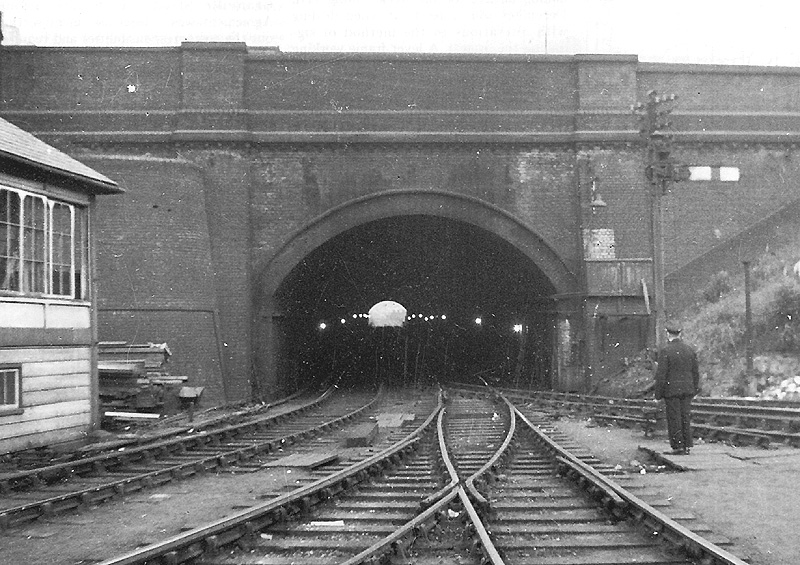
xmin=654 ymin=338 xmax=700 ymax=398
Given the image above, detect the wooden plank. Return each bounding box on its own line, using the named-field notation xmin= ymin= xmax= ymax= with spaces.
xmin=0 ymin=301 xmax=45 ymax=327
xmin=263 ymin=452 xmax=339 ymax=469
xmin=20 ymin=358 xmax=92 ymax=378
xmin=45 ymin=303 xmax=91 ymax=328
xmin=0 ymin=399 xmax=90 ymax=427
xmin=98 ymin=360 xmax=146 ymax=376
xmin=23 ymin=386 xmax=90 ymax=407
xmin=103 ymin=411 xmax=161 ymax=420
xmin=24 ymin=373 xmax=90 ymax=392
xmin=0 ymin=412 xmax=91 ymax=437
xmin=0 ymin=422 xmax=90 ymax=454
xmin=0 ymin=328 xmax=92 ymax=347
xmin=375 ymin=413 xmax=416 ymax=428
xmin=0 ymin=347 xmax=91 ymax=364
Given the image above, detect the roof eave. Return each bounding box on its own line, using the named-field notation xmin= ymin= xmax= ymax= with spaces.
xmin=0 ymin=151 xmax=124 ymax=195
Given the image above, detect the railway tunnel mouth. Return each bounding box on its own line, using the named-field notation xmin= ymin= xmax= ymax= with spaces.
xmin=254 ymin=191 xmax=579 ymax=398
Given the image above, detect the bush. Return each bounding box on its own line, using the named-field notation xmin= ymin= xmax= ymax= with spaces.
xmin=701 ymin=270 xmax=732 ymax=303
xmin=770 ymin=282 xmax=800 ymax=352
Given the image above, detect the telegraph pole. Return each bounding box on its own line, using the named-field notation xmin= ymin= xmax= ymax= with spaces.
xmin=633 ymin=91 xmax=688 ymax=349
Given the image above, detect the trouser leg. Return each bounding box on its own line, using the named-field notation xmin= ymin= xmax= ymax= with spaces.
xmin=679 ymin=395 xmax=693 ymax=449
xmin=664 ymin=397 xmax=683 ymax=449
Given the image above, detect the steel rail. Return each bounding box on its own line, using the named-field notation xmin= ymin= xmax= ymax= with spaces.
xmin=513 ymin=403 xmax=750 ymax=565
xmin=442 ymin=390 xmax=508 ymax=565
xmin=102 ymin=382 xmax=309 ymax=440
xmin=0 ymin=386 xmax=382 ymax=529
xmin=419 ymin=407 xmax=459 ymax=510
xmin=0 ymin=385 xmax=339 ymax=494
xmin=455 ymin=486 xmax=505 ymax=565
xmin=454 ymin=382 xmax=800 ymax=447
xmin=302 ymin=391 xmax=460 ymax=565
xmin=338 ymin=388 xmax=508 ymax=565
xmin=94 ymin=389 xmax=445 ymax=565
xmin=463 ymin=393 xmax=516 ymax=515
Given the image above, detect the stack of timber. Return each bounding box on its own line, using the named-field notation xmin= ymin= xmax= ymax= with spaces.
xmin=98 ymin=342 xmax=188 ymax=420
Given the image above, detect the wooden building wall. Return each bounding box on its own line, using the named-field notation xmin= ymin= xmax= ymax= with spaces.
xmin=0 ymin=302 xmax=93 ymax=454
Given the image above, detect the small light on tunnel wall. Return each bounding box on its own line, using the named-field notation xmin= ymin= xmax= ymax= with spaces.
xmin=441 ymin=315 xmax=447 ymax=320
xmin=475 ymin=317 xmax=482 ymax=325
xmin=513 ymin=324 xmax=524 ymax=333
xmin=340 ymin=318 xmax=346 ymax=324
xmin=318 ymin=322 xmax=327 ymax=330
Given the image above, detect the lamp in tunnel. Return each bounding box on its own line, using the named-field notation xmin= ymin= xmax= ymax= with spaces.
xmin=318 ymin=322 xmax=327 ymax=331
xmin=475 ymin=317 xmax=482 ymax=325
xmin=368 ymin=300 xmax=407 ymax=328
xmin=513 ymin=324 xmax=523 ymax=333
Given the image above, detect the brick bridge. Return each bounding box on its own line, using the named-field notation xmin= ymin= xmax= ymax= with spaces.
xmin=3 ymin=43 xmax=800 ymax=402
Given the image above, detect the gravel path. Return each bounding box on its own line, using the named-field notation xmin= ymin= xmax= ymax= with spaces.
xmin=554 ymin=415 xmax=800 ymax=565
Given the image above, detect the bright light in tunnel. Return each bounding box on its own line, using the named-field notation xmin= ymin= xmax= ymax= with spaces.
xmin=318 ymin=322 xmax=327 ymax=330
xmin=513 ymin=324 xmax=523 ymax=333
xmin=475 ymin=317 xmax=482 ymax=325
xmin=340 ymin=318 xmax=346 ymax=324
xmin=441 ymin=315 xmax=447 ymax=320
xmin=368 ymin=300 xmax=407 ymax=327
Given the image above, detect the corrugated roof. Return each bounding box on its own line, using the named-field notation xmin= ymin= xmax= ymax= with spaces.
xmin=0 ymin=116 xmax=121 ymax=193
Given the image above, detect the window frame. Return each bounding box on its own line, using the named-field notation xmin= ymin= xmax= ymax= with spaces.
xmin=0 ymin=183 xmax=88 ymax=301
xmin=0 ymin=364 xmax=23 ymax=414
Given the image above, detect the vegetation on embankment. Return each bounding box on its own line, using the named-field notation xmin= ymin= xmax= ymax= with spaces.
xmin=598 ymin=245 xmax=800 ymax=398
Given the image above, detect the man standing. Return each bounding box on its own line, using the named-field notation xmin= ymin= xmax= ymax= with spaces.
xmin=654 ymin=325 xmax=700 ymax=455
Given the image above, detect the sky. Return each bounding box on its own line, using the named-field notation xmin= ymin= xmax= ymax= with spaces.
xmin=2 ymin=1 xmax=800 ymax=67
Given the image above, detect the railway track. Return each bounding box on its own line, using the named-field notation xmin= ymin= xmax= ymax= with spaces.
xmin=457 ymin=383 xmax=800 ymax=448
xmin=56 ymin=386 xmax=754 ymax=565
xmin=0 ymin=385 xmax=384 ymax=530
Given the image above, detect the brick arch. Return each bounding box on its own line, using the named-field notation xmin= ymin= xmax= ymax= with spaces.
xmin=252 ymin=189 xmax=578 ymax=398
xmin=256 ymin=189 xmax=578 ymax=300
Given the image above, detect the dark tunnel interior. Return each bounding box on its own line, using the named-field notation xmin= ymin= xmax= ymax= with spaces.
xmin=274 ymin=215 xmax=557 ymax=390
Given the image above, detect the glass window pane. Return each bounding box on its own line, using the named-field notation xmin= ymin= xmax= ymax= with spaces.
xmin=51 ymin=203 xmax=73 ymax=296
xmin=21 ymin=196 xmax=46 ymax=293
xmin=0 ymin=190 xmax=21 ymax=291
xmin=0 ymin=369 xmax=18 ymax=406
xmin=75 ymin=208 xmax=88 ymax=299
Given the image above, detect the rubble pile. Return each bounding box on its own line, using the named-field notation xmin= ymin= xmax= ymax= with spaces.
xmin=759 ymin=375 xmax=800 ymax=400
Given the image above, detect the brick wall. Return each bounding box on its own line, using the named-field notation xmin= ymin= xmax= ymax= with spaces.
xmin=83 ymin=154 xmax=228 ymax=404
xmin=4 ymin=45 xmax=800 ymax=398
xmin=249 ymin=144 xmax=587 ymax=273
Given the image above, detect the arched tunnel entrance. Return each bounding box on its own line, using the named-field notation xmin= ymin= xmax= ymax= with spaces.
xmin=275 ymin=215 xmax=556 ymax=391
xmin=253 ymin=191 xmax=580 ymax=397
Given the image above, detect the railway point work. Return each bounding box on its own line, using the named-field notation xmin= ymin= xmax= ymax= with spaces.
xmin=0 ymin=385 xmax=795 ymax=565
